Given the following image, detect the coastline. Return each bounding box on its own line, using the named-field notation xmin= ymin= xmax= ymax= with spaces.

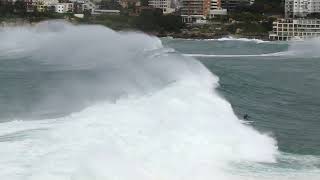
xmin=0 ymin=18 xmax=270 ymax=41
xmin=157 ymin=32 xmax=270 ymax=41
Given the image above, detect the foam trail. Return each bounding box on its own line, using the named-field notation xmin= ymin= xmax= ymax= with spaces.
xmin=0 ymin=21 xmax=318 ymax=180
xmin=183 ymin=52 xmax=287 ymax=58
xmin=169 ymin=36 xmax=270 ymax=44
xmin=216 ymin=36 xmax=269 ymax=44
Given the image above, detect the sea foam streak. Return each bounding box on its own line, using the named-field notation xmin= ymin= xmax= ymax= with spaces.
xmin=0 ymin=21 xmax=315 ymax=180
xmin=183 ymin=52 xmax=286 ymax=58
xmin=166 ymin=36 xmax=269 ymax=44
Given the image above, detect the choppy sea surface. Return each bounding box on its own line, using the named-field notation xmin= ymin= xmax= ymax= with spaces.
xmin=0 ymin=21 xmax=319 ymax=180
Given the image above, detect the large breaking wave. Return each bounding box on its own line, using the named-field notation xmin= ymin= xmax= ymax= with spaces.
xmin=0 ymin=21 xmax=318 ymax=180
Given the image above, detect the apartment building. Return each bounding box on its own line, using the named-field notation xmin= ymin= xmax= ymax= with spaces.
xmin=22 ymin=0 xmax=36 ymax=12
xmin=148 ymin=0 xmax=175 ymax=14
xmin=69 ymin=0 xmax=96 ymax=13
xmin=269 ymin=18 xmax=320 ymax=40
xmin=54 ymin=3 xmax=74 ymax=13
xmin=209 ymin=0 xmax=227 ymax=18
xmin=39 ymin=0 xmax=59 ymax=5
xmin=180 ymin=0 xmax=227 ymax=23
xmin=285 ymin=0 xmax=320 ymax=18
xmin=180 ymin=0 xmax=211 ymax=23
xmin=55 ymin=4 xmax=65 ymax=13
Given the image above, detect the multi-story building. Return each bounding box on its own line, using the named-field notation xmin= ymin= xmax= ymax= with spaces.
xmin=180 ymin=0 xmax=227 ymax=23
xmin=54 ymin=3 xmax=74 ymax=13
xmin=119 ymin=0 xmax=140 ymax=9
xmin=209 ymin=0 xmax=227 ymax=18
xmin=55 ymin=4 xmax=65 ymax=13
xmin=269 ymin=18 xmax=320 ymax=40
xmin=148 ymin=0 xmax=175 ymax=14
xmin=23 ymin=0 xmax=36 ymax=12
xmin=38 ymin=0 xmax=59 ymax=5
xmin=285 ymin=0 xmax=320 ymax=18
xmin=211 ymin=0 xmax=220 ymax=10
xmin=63 ymin=3 xmax=74 ymax=12
xmin=180 ymin=0 xmax=211 ymax=23
xmin=69 ymin=0 xmax=96 ymax=13
xmin=221 ymin=0 xmax=250 ymax=11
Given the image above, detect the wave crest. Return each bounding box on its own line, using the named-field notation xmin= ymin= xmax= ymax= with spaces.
xmin=0 ymin=21 xmax=280 ymax=180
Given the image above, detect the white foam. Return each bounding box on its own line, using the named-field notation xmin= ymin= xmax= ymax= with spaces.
xmin=0 ymin=79 xmax=279 ymax=180
xmin=216 ymin=36 xmax=269 ymax=44
xmin=183 ymin=52 xmax=286 ymax=58
xmin=168 ymin=36 xmax=270 ymax=44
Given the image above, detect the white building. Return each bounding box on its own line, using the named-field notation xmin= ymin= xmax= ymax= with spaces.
xmin=209 ymin=8 xmax=227 ymax=18
xmin=54 ymin=3 xmax=74 ymax=13
xmin=37 ymin=0 xmax=59 ymax=5
xmin=269 ymin=18 xmax=320 ymax=40
xmin=285 ymin=0 xmax=320 ymax=18
xmin=55 ymin=4 xmax=65 ymax=13
xmin=148 ymin=0 xmax=175 ymax=14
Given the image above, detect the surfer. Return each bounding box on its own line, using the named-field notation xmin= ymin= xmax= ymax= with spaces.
xmin=243 ymin=114 xmax=249 ymax=120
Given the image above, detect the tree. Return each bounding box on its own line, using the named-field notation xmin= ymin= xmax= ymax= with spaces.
xmin=14 ymin=0 xmax=27 ymax=14
xmin=0 ymin=0 xmax=14 ymax=16
xmin=133 ymin=8 xmax=184 ymax=32
xmin=140 ymin=0 xmax=149 ymax=6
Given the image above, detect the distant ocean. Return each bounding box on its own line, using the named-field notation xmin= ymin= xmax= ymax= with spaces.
xmin=0 ymin=21 xmax=319 ymax=180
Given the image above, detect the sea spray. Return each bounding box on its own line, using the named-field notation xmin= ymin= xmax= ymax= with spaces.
xmin=0 ymin=21 xmax=280 ymax=180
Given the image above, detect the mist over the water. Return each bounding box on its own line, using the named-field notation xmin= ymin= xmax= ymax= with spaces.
xmin=0 ymin=21 xmax=318 ymax=180
xmin=0 ymin=21 xmax=209 ymax=119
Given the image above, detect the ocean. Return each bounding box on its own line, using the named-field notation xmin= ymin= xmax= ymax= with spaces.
xmin=0 ymin=21 xmax=319 ymax=180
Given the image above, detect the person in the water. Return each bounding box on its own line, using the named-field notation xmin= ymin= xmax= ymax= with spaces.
xmin=243 ymin=114 xmax=249 ymax=120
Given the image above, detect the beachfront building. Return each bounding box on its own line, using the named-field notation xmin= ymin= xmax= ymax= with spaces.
xmin=269 ymin=18 xmax=320 ymax=40
xmin=148 ymin=0 xmax=175 ymax=14
xmin=39 ymin=0 xmax=59 ymax=5
xmin=209 ymin=0 xmax=227 ymax=18
xmin=285 ymin=0 xmax=320 ymax=18
xmin=180 ymin=0 xmax=227 ymax=23
xmin=54 ymin=3 xmax=74 ymax=13
xmin=69 ymin=0 xmax=96 ymax=13
xmin=119 ymin=0 xmax=140 ymax=9
xmin=180 ymin=0 xmax=211 ymax=23
xmin=55 ymin=4 xmax=65 ymax=13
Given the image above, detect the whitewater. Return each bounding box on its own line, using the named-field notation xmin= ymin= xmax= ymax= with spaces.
xmin=0 ymin=21 xmax=319 ymax=180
